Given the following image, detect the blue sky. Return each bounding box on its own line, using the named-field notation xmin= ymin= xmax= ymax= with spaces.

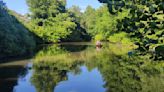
xmin=3 ymin=0 xmax=101 ymax=15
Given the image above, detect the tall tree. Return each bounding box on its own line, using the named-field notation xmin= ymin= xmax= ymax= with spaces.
xmin=26 ymin=0 xmax=78 ymax=42
xmin=68 ymin=5 xmax=82 ymax=23
xmin=81 ymin=6 xmax=96 ymax=36
xmin=27 ymin=0 xmax=66 ymax=19
xmin=81 ymin=5 xmax=129 ymax=40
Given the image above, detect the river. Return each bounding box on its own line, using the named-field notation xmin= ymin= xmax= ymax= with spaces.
xmin=0 ymin=43 xmax=163 ymax=92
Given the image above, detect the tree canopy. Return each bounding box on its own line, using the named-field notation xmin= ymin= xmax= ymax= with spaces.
xmin=0 ymin=2 xmax=35 ymax=59
xmin=27 ymin=0 xmax=90 ymax=43
xmin=98 ymin=0 xmax=164 ymax=51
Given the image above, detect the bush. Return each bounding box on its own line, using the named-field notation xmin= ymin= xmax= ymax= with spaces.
xmin=108 ymin=32 xmax=133 ymax=45
xmin=94 ymin=34 xmax=104 ymax=41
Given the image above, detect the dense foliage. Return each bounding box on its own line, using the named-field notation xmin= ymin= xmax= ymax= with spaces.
xmin=27 ymin=0 xmax=90 ymax=43
xmin=98 ymin=0 xmax=164 ymax=51
xmin=0 ymin=2 xmax=35 ymax=59
xmin=81 ymin=5 xmax=115 ymax=40
xmin=79 ymin=4 xmax=131 ymax=42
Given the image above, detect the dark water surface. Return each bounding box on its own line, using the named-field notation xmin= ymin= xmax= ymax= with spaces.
xmin=0 ymin=43 xmax=163 ymax=92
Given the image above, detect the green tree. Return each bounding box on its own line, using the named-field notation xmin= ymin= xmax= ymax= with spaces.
xmin=0 ymin=2 xmax=35 ymax=59
xmin=93 ymin=5 xmax=116 ymax=40
xmin=68 ymin=5 xmax=82 ymax=23
xmin=27 ymin=0 xmax=90 ymax=42
xmin=82 ymin=5 xmax=129 ymax=41
xmin=26 ymin=0 xmax=66 ymax=19
xmin=99 ymin=0 xmax=164 ymax=52
xmin=81 ymin=5 xmax=96 ymax=34
xmin=27 ymin=0 xmax=75 ymax=42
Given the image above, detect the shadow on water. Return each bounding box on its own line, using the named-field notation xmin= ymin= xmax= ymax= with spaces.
xmin=0 ymin=44 xmax=43 ymax=64
xmin=61 ymin=44 xmax=88 ymax=52
xmin=0 ymin=43 xmax=163 ymax=92
xmin=0 ymin=63 xmax=28 ymax=92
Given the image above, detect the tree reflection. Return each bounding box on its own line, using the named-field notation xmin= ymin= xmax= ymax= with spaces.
xmin=31 ymin=61 xmax=83 ymax=92
xmin=31 ymin=66 xmax=67 ymax=92
xmin=85 ymin=50 xmax=164 ymax=92
xmin=0 ymin=65 xmax=27 ymax=92
xmin=31 ymin=44 xmax=83 ymax=92
xmin=32 ymin=44 xmax=164 ymax=92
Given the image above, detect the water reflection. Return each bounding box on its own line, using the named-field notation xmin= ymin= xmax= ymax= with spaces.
xmin=54 ymin=66 xmax=105 ymax=92
xmin=0 ymin=60 xmax=28 ymax=92
xmin=0 ymin=43 xmax=163 ymax=92
xmin=85 ymin=55 xmax=164 ymax=92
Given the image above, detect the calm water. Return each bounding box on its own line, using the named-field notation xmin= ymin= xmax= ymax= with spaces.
xmin=0 ymin=43 xmax=163 ymax=92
